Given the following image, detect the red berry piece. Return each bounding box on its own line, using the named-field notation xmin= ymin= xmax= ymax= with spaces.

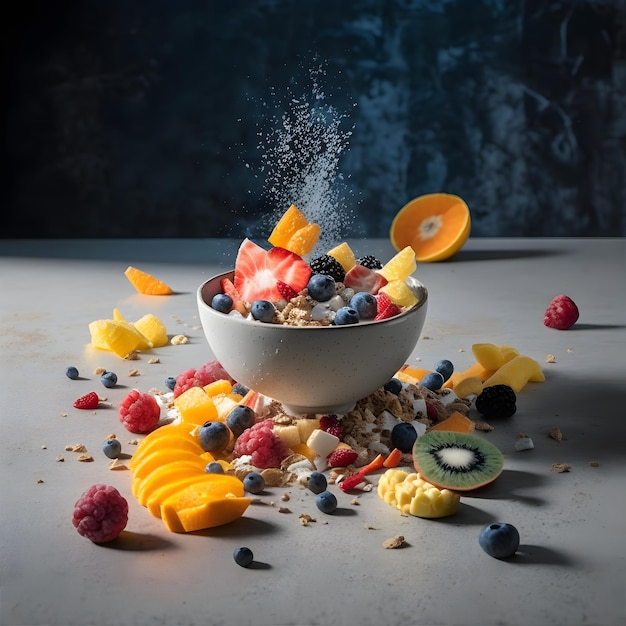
xmin=72 ymin=484 xmax=128 ymax=543
xmin=344 ymin=264 xmax=388 ymax=295
xmin=118 ymin=389 xmax=161 ymax=434
xmin=543 ymin=294 xmax=579 ymax=330
xmin=232 ymin=420 xmax=292 ymax=469
xmin=327 ymin=447 xmax=358 ymax=468
xmin=319 ymin=414 xmax=343 ymax=439
xmin=276 ymin=280 xmax=299 ymax=301
xmin=374 ymin=292 xmax=401 ymax=321
xmin=173 ymin=360 xmax=235 ymax=398
xmin=73 ymin=391 xmax=100 ymax=410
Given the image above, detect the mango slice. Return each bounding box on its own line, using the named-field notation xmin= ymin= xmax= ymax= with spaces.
xmin=428 ymin=411 xmax=475 ymax=434
xmin=482 ymin=355 xmax=545 ymax=393
xmin=472 ymin=343 xmax=519 ymax=370
xmin=378 ymin=469 xmax=460 ymax=518
xmin=174 ymin=387 xmax=218 ymax=425
xmin=379 ymin=280 xmax=419 ymax=307
xmin=135 ymin=461 xmax=210 ymax=505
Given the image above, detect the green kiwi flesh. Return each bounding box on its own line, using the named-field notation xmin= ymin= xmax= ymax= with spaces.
xmin=412 ymin=430 xmax=504 ymax=491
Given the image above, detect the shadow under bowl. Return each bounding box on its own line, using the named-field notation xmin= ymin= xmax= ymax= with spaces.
xmin=197 ymin=271 xmax=428 ymax=415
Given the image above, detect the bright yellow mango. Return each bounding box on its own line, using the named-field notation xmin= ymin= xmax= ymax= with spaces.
xmin=174 ymin=386 xmax=218 ymax=425
xmin=379 ymin=280 xmax=419 ymax=307
xmin=482 ymin=355 xmax=545 ymax=393
xmin=378 ymin=246 xmax=417 ymax=281
xmin=472 ymin=343 xmax=519 ymax=371
xmin=89 ymin=319 xmax=152 ymax=357
xmin=135 ymin=461 xmax=209 ymax=505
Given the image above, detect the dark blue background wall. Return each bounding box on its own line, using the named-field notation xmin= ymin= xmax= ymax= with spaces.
xmin=3 ymin=0 xmax=626 ymax=238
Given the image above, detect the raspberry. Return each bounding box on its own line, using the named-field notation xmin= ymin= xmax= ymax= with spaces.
xmin=543 ymin=294 xmax=579 ymax=330
xmin=72 ymin=484 xmax=128 ymax=543
xmin=118 ymin=389 xmax=161 ymax=434
xmin=277 ymin=280 xmax=299 ymax=301
xmin=173 ymin=360 xmax=235 ymax=398
xmin=309 ymin=254 xmax=346 ymax=282
xmin=73 ymin=391 xmax=100 ymax=410
xmin=475 ymin=384 xmax=517 ymax=419
xmin=357 ymin=255 xmax=383 ymax=270
xmin=374 ymin=292 xmax=401 ymax=321
xmin=327 ymin=447 xmax=358 ymax=468
xmin=232 ymin=420 xmax=291 ymax=469
xmin=319 ymin=414 xmax=343 ymax=439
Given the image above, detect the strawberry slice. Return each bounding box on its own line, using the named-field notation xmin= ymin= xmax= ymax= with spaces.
xmin=374 ymin=292 xmax=401 ymax=321
xmin=220 ymin=277 xmax=248 ymax=315
xmin=276 ymin=280 xmax=299 ymax=301
xmin=344 ymin=264 xmax=388 ymax=295
xmin=234 ymin=238 xmax=311 ymax=304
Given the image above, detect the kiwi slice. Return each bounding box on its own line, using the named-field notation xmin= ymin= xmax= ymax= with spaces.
xmin=412 ymin=430 xmax=504 ymax=491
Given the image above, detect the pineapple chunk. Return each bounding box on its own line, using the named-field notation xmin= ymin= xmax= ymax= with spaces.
xmin=89 ymin=319 xmax=152 ymax=357
xmin=174 ymin=387 xmax=218 ymax=425
xmin=134 ymin=313 xmax=169 ymax=348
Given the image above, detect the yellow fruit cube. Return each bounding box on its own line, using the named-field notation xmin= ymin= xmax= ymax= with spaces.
xmin=174 ymin=387 xmax=218 ymax=425
xmin=452 ymin=377 xmax=484 ymax=399
xmin=134 ymin=313 xmax=169 ymax=348
xmin=378 ymin=246 xmax=417 ymax=281
xmin=273 ymin=424 xmax=301 ymax=449
xmin=379 ymin=280 xmax=419 ymax=307
xmin=295 ymin=417 xmax=321 ymax=443
xmin=89 ymin=319 xmax=152 ymax=357
xmin=472 ymin=343 xmax=519 ymax=370
xmin=203 ymin=379 xmax=233 ymax=397
xmin=327 ymin=242 xmax=356 ymax=272
xmin=286 ymin=222 xmax=321 ymax=256
xmin=268 ymin=204 xmax=309 ymax=248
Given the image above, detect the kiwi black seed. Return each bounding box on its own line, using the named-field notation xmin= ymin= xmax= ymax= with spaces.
xmin=412 ymin=430 xmax=504 ymax=492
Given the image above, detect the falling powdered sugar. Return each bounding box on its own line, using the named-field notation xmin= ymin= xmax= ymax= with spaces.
xmin=256 ymin=64 xmax=355 ymax=252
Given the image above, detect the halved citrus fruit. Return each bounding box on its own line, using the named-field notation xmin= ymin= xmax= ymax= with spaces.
xmin=390 ymin=193 xmax=471 ymax=262
xmin=124 ymin=266 xmax=173 ymax=295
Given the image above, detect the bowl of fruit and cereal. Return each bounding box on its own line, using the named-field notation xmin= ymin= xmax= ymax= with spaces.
xmin=197 ymin=236 xmax=428 ymax=416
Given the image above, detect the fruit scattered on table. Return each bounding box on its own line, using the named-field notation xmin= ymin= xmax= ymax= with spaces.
xmin=475 ymin=384 xmax=517 ymax=419
xmin=307 ymin=471 xmax=328 ymax=494
xmin=118 ymin=389 xmax=161 ymax=434
xmin=65 ymin=366 xmax=80 ymax=380
xmin=378 ymin=469 xmax=460 ymax=518
xmin=100 ymin=371 xmax=118 ymax=388
xmin=102 ymin=438 xmax=122 ymax=459
xmin=315 ymin=490 xmax=338 ymax=514
xmin=233 ymin=546 xmax=254 ymax=568
xmin=412 ymin=430 xmax=504 ymax=491
xmin=242 ymin=471 xmax=265 ymax=494
xmin=267 ymin=204 xmax=320 ymax=256
xmin=389 ymin=192 xmax=471 ymax=262
xmin=124 ymin=265 xmax=173 ymax=295
xmin=543 ymin=294 xmax=579 ymax=330
xmin=73 ymin=391 xmax=100 ymax=410
xmin=72 ymin=484 xmax=128 ymax=543
xmin=478 ymin=522 xmax=520 ymax=559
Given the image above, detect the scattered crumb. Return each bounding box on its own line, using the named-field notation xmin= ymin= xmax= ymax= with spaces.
xmin=278 ymin=507 xmax=291 ymax=514
xmin=56 ymin=455 xmax=65 ymax=462
xmin=589 ymin=461 xmax=600 ymax=467
xmin=549 ymin=427 xmax=563 ymax=443
xmin=108 ymin=459 xmax=128 ymax=471
xmin=93 ymin=367 xmax=107 ymax=375
xmin=41 ymin=445 xmax=47 ymax=450
xmin=125 ymin=351 xmax=140 ymax=360
xmin=171 ymin=335 xmax=189 ymax=345
xmin=299 ymin=514 xmax=316 ymax=526
xmin=128 ymin=369 xmax=140 ymax=377
xmin=105 ymin=433 xmax=117 ymax=440
xmin=458 ymin=347 xmax=465 ymax=352
xmin=383 ymin=535 xmax=405 ymax=549
xmin=550 ymin=463 xmax=571 ymax=473
xmin=36 ymin=479 xmax=44 ymax=484
xmin=365 ymin=524 xmax=378 ymax=530
xmin=280 ymin=493 xmax=290 ymax=502
xmin=60 ymin=412 xmax=67 ymax=417
xmin=66 ymin=443 xmax=87 ymax=453
xmin=148 ymin=357 xmax=160 ymax=364
xmin=545 ymin=354 xmax=556 ymax=363
xmin=351 ymin=497 xmax=360 ymax=506
xmin=128 ymin=439 xmax=140 ymax=446
xmin=566 ymin=348 xmax=574 ymax=353
xmin=474 ymin=421 xmax=494 ymax=432
xmin=77 ymin=454 xmax=94 ymax=462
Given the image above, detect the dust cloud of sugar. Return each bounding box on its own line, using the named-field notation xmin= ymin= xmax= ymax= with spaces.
xmin=252 ymin=64 xmax=356 ymax=252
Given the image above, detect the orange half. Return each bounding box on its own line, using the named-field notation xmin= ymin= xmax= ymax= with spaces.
xmin=390 ymin=193 xmax=471 ymax=262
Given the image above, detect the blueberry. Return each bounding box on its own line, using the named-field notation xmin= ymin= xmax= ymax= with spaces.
xmin=334 ymin=306 xmax=359 ymax=325
xmin=226 ymin=405 xmax=256 ymax=437
xmin=205 ymin=461 xmax=224 ymax=474
xmin=211 ymin=293 xmax=233 ymax=314
xmin=390 ymin=422 xmax=418 ymax=453
xmin=233 ymin=546 xmax=254 ymax=567
xmin=479 ymin=522 xmax=520 ymax=559
xmin=434 ymin=359 xmax=454 ymax=382
xmin=102 ymin=438 xmax=122 ymax=459
xmin=164 ymin=376 xmax=176 ymax=391
xmin=250 ymin=300 xmax=275 ymax=323
xmin=421 ymin=371 xmax=445 ymax=391
xmin=384 ymin=377 xmax=403 ymax=395
xmin=198 ymin=421 xmax=230 ymax=453
xmin=307 ymin=274 xmax=336 ymax=302
xmin=243 ymin=471 xmax=265 ymax=494
xmin=315 ymin=490 xmax=338 ymax=514
xmin=307 ymin=471 xmax=327 ymax=494
xmin=232 ymin=383 xmax=250 ymax=396
xmin=349 ymin=292 xmax=377 ymax=320
xmin=65 ymin=366 xmax=79 ymax=380
xmin=100 ymin=371 xmax=118 ymax=388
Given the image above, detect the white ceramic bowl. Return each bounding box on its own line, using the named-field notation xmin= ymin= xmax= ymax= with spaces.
xmin=197 ymin=271 xmax=428 ymax=415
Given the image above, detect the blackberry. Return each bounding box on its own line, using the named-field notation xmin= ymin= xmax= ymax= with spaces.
xmin=357 ymin=255 xmax=383 ymax=270
xmin=310 ymin=255 xmax=345 ymax=282
xmin=475 ymin=384 xmax=517 ymax=419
